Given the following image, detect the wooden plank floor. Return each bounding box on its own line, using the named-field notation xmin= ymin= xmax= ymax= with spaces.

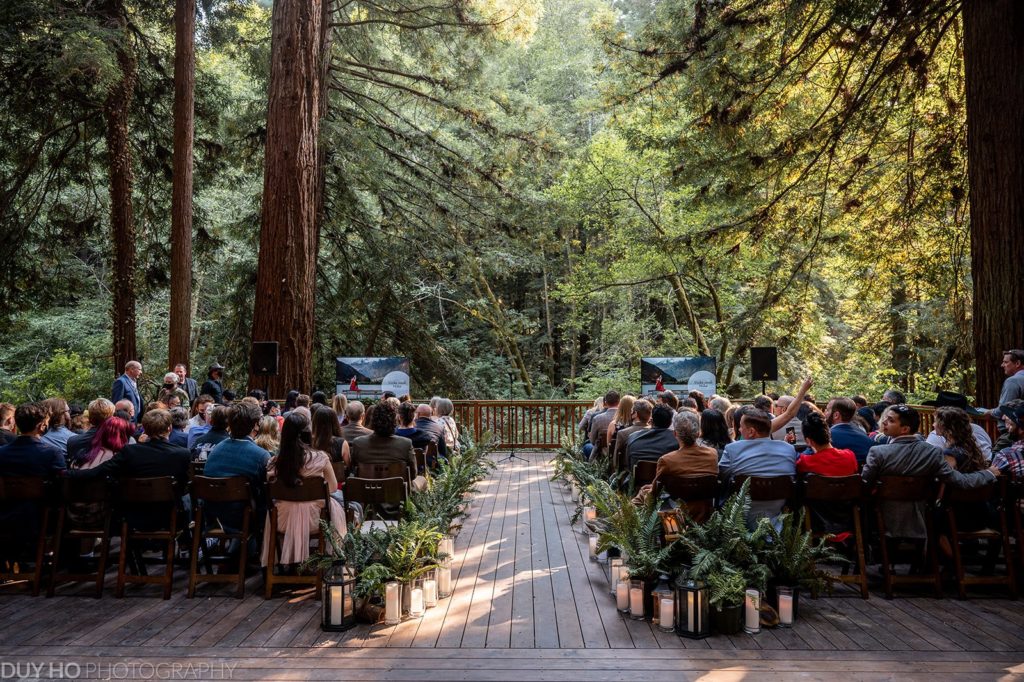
xmin=1 ymin=452 xmax=1022 ymax=680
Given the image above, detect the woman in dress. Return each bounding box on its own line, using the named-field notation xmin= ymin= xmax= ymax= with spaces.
xmin=261 ymin=412 xmax=346 ymax=567
xmin=432 ymin=397 xmax=461 ymax=456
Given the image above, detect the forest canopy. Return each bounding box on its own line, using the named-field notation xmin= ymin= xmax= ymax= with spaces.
xmin=0 ymin=0 xmax=1020 ymax=404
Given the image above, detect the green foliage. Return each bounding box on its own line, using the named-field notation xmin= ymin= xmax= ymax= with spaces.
xmin=590 ymin=491 xmax=673 ymax=580
xmin=405 ymin=433 xmax=497 ymax=534
xmin=0 ymin=350 xmax=96 ymax=404
xmin=761 ymin=509 xmax=848 ymax=593
xmin=704 ymin=568 xmax=747 ymax=609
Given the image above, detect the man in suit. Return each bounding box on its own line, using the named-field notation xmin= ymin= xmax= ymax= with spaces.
xmin=625 ymin=404 xmax=679 ymax=472
xmin=67 ymin=398 xmax=115 ymax=463
xmin=111 ymin=360 xmax=144 ymax=419
xmin=413 ymin=404 xmax=447 ymax=459
xmin=0 ymin=403 xmax=66 ymax=477
xmin=861 ymin=404 xmax=998 ymax=540
xmin=350 ymin=399 xmax=425 ymax=491
xmin=173 ymin=363 xmax=199 ymax=404
xmin=825 ymin=397 xmax=876 ymax=464
xmin=610 ymin=398 xmax=651 ymax=474
xmin=78 ymin=408 xmax=190 ymax=485
xmin=341 ymin=402 xmax=372 ymax=443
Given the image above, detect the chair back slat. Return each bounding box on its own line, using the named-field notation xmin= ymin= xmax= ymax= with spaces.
xmin=62 ymin=476 xmax=114 ymax=504
xmin=871 ymin=475 xmax=938 ymax=502
xmin=268 ymin=476 xmax=329 ymax=503
xmin=119 ymin=476 xmax=178 ymax=503
xmin=632 ymin=460 xmax=658 ymax=489
xmin=941 ymin=477 xmax=999 ymax=504
xmin=191 ymin=475 xmax=251 ymax=503
xmin=658 ymin=474 xmax=718 ymax=501
xmin=0 ymin=476 xmax=50 ymax=501
xmin=345 ymin=476 xmax=406 ymax=505
xmin=733 ymin=475 xmax=795 ymax=501
xmin=802 ymin=474 xmax=864 ymax=501
xmin=357 ymin=462 xmax=409 ymax=482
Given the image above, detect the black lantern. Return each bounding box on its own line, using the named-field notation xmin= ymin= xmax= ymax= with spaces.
xmin=674 ymin=579 xmax=710 ymax=639
xmin=322 ymin=559 xmax=357 ymax=631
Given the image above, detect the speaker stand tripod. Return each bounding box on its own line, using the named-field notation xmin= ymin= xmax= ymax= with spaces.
xmin=499 ymin=371 xmax=528 ymax=464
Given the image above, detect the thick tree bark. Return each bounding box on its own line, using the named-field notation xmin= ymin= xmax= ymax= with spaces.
xmin=963 ymin=1 xmax=1024 ymax=405
xmin=103 ymin=0 xmax=138 ymax=374
xmin=168 ymin=0 xmax=195 ymax=371
xmin=249 ymin=0 xmax=326 ymax=395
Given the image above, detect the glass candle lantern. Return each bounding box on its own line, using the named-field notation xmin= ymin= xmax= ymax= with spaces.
xmin=424 ymin=575 xmax=438 ymax=608
xmin=437 ymin=562 xmax=453 ymax=598
xmin=776 ymin=587 xmax=794 ymax=627
xmin=583 ymin=505 xmax=597 ymax=523
xmin=628 ymin=579 xmax=645 ymax=620
xmin=674 ymin=580 xmax=710 ymax=639
xmin=651 ymin=575 xmax=674 ymax=631
xmin=321 ymin=560 xmax=356 ymax=632
xmin=384 ymin=581 xmax=401 ymax=625
xmin=616 ymin=581 xmax=629 ymax=613
xmin=743 ymin=588 xmax=761 ymax=634
xmin=409 ymin=579 xmax=426 ymax=618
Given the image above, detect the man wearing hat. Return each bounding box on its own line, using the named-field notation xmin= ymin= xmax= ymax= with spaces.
xmin=201 ymin=363 xmax=226 ymax=404
xmin=992 ymin=400 xmax=1024 ymax=476
xmin=922 ymin=391 xmax=993 ymax=460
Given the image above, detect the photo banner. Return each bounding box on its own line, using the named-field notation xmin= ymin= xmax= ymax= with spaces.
xmin=336 ymin=357 xmax=410 ymax=399
xmin=641 ymin=356 xmax=717 ymax=396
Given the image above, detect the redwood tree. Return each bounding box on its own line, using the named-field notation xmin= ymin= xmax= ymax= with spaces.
xmin=963 ymin=1 xmax=1024 ymax=405
xmin=103 ymin=0 xmax=138 ymax=374
xmin=169 ymin=0 xmax=196 ymax=372
xmin=249 ymin=0 xmax=327 ymax=395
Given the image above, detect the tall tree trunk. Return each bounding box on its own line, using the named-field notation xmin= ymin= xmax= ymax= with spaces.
xmin=249 ymin=0 xmax=327 ymax=395
xmin=168 ymin=0 xmax=195 ymax=372
xmin=963 ymin=1 xmax=1024 ymax=406
xmin=890 ymin=284 xmax=910 ymax=389
xmin=103 ymin=0 xmax=138 ymax=374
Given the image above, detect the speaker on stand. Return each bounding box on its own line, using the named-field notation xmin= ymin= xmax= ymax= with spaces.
xmin=750 ymin=347 xmax=778 ymax=396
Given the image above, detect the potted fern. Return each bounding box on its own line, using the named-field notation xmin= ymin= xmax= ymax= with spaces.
xmin=704 ymin=569 xmax=747 ymax=634
xmin=761 ymin=508 xmax=847 ymax=619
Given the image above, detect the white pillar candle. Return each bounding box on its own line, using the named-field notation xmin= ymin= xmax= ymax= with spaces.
xmin=424 ymin=579 xmax=438 ymax=608
xmin=588 ymin=534 xmax=598 ymax=561
xmin=329 ymin=586 xmax=343 ymax=625
xmin=410 ymin=588 xmax=425 ymax=617
xmin=744 ymin=589 xmax=760 ymax=634
xmin=437 ymin=564 xmax=452 ymax=598
xmin=616 ymin=582 xmax=629 ymax=612
xmin=687 ymin=591 xmax=694 ymax=632
xmin=629 ymin=586 xmax=644 ymax=619
xmin=778 ymin=592 xmax=794 ymax=627
xmin=659 ymin=598 xmax=675 ymax=631
xmin=384 ymin=582 xmax=401 ymax=625
xmin=609 ymin=558 xmax=623 ymax=595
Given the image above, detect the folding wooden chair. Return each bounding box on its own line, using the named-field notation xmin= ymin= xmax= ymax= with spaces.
xmin=345 ymin=476 xmax=407 ymax=522
xmin=264 ymin=476 xmax=330 ymax=599
xmin=870 ymin=475 xmax=942 ymax=599
xmin=188 ymin=476 xmax=252 ymax=599
xmin=0 ymin=477 xmax=54 ymax=596
xmin=939 ymin=478 xmax=1017 ymax=599
xmin=655 ymin=474 xmax=719 ymax=526
xmin=48 ymin=477 xmax=115 ymax=598
xmin=801 ymin=474 xmax=870 ymax=599
xmin=632 ymin=460 xmax=658 ymax=491
xmin=116 ymin=476 xmax=181 ymax=599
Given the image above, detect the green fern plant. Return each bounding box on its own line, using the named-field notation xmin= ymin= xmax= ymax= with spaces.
xmin=704 ymin=567 xmax=747 ymax=608
xmin=761 ymin=508 xmax=848 ymax=592
xmin=591 ymin=490 xmax=674 ymax=580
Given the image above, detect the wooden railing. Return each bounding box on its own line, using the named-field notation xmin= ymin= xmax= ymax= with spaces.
xmin=447 ymin=400 xmax=1000 ymax=450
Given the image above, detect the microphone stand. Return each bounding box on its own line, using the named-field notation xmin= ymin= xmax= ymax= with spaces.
xmin=499 ymin=370 xmax=528 ymax=464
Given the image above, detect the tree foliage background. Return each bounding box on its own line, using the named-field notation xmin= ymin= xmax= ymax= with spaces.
xmin=0 ymin=0 xmax=982 ymax=404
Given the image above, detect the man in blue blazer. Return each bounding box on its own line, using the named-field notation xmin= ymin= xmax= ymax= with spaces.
xmin=825 ymin=397 xmax=875 ymax=464
xmin=111 ymin=360 xmax=144 ymax=419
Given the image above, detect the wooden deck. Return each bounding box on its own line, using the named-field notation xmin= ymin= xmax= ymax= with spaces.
xmin=1 ymin=452 xmax=1023 ymax=679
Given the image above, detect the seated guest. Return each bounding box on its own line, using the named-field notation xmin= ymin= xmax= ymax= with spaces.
xmin=311 ymin=391 xmax=328 ymax=407
xmin=992 ymin=400 xmax=1024 ymax=476
xmin=0 ymin=403 xmax=16 ymax=445
xmin=611 ymin=399 xmax=651 ymax=474
xmin=851 ymin=395 xmax=868 ymax=408
xmin=414 ymin=404 xmax=448 ymax=459
xmin=861 ymin=405 xmax=997 ymax=540
xmin=709 ymin=396 xmax=731 ymax=413
xmin=254 ymin=416 xmax=280 ymax=455
xmin=394 ymin=403 xmax=445 ymax=462
xmin=587 ymin=391 xmax=620 ymax=460
xmin=718 ymin=407 xmax=797 ymax=524
xmin=187 ymin=402 xmax=216 ymax=449
xmin=688 ymin=391 xmax=707 ymax=412
xmin=114 ymin=399 xmax=137 ymax=426
xmin=67 ymin=398 xmax=115 ymax=462
xmin=168 ymin=407 xmax=190 ymax=448
xmin=78 ymin=409 xmax=190 ymax=486
xmin=605 ymin=394 xmax=636 ymax=457
xmin=626 ymin=405 xmax=678 ymax=471
xmin=771 ymin=395 xmax=806 ymax=449
xmin=341 ymin=402 xmax=372 ymax=443
xmin=312 ymin=406 xmax=349 ymax=466
xmin=206 ymin=401 xmax=271 ymax=534
xmin=262 ymin=412 xmax=346 ymax=566
xmin=697 ymin=408 xmax=732 ymax=458
xmin=432 ymin=398 xmax=461 ymax=456
xmin=931 ymin=407 xmax=988 ymax=473
xmin=824 ymin=397 xmax=876 ymax=464
xmin=191 ymin=405 xmax=230 ymax=461
xmin=679 ymin=397 xmax=699 ymax=412
xmin=923 ymin=393 xmax=992 ymax=460
xmin=640 ymin=411 xmax=718 ymax=521
xmin=0 ymin=403 xmax=66 ymax=476
xmin=658 ymin=391 xmax=680 ymax=411
xmin=331 ymin=394 xmax=348 ymax=425
xmin=187 ymin=395 xmax=215 ymax=432
xmin=40 ymin=398 xmax=75 ymax=455
xmin=350 ymin=399 xmax=425 ymax=492
xmin=71 ymin=417 xmax=133 ymax=470
xmin=796 ymin=412 xmax=858 ymax=476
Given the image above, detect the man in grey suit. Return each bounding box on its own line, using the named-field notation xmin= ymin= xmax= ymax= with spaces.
xmin=350 ymin=400 xmax=425 ymax=491
xmin=861 ymin=404 xmax=999 ymax=539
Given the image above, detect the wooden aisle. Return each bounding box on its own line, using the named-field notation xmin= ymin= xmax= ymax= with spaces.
xmin=1 ymin=452 xmax=1022 ymax=680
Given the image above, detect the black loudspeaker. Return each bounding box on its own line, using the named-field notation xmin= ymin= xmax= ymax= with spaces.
xmin=750 ymin=347 xmax=778 ymax=381
xmin=251 ymin=341 xmax=279 ymax=375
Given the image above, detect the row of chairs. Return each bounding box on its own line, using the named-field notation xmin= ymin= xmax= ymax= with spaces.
xmin=0 ymin=454 xmax=428 ymax=600
xmin=639 ymin=465 xmax=1021 ymax=600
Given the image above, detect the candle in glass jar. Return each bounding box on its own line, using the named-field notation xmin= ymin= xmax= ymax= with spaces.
xmin=385 ymin=582 xmax=400 ymax=625
xmin=410 ymin=588 xmax=425 ymax=617
xmin=659 ymin=598 xmax=674 ymax=631
xmin=588 ymin=533 xmax=598 ymax=561
xmin=609 ymin=558 xmax=623 ymax=595
xmin=424 ymin=579 xmax=438 ymax=608
xmin=744 ymin=589 xmax=760 ymax=634
xmin=329 ymin=586 xmax=343 ymax=624
xmin=616 ymin=582 xmax=629 ymax=612
xmin=777 ymin=588 xmax=794 ymax=627
xmin=629 ymin=585 xmax=644 ymax=620
xmin=438 ymin=565 xmax=452 ymax=598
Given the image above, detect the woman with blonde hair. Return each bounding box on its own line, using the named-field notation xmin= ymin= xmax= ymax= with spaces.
xmin=606 ymin=394 xmax=636 ymax=450
xmin=331 ymin=394 xmax=347 ymax=425
xmin=254 ymin=415 xmax=281 ymax=455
